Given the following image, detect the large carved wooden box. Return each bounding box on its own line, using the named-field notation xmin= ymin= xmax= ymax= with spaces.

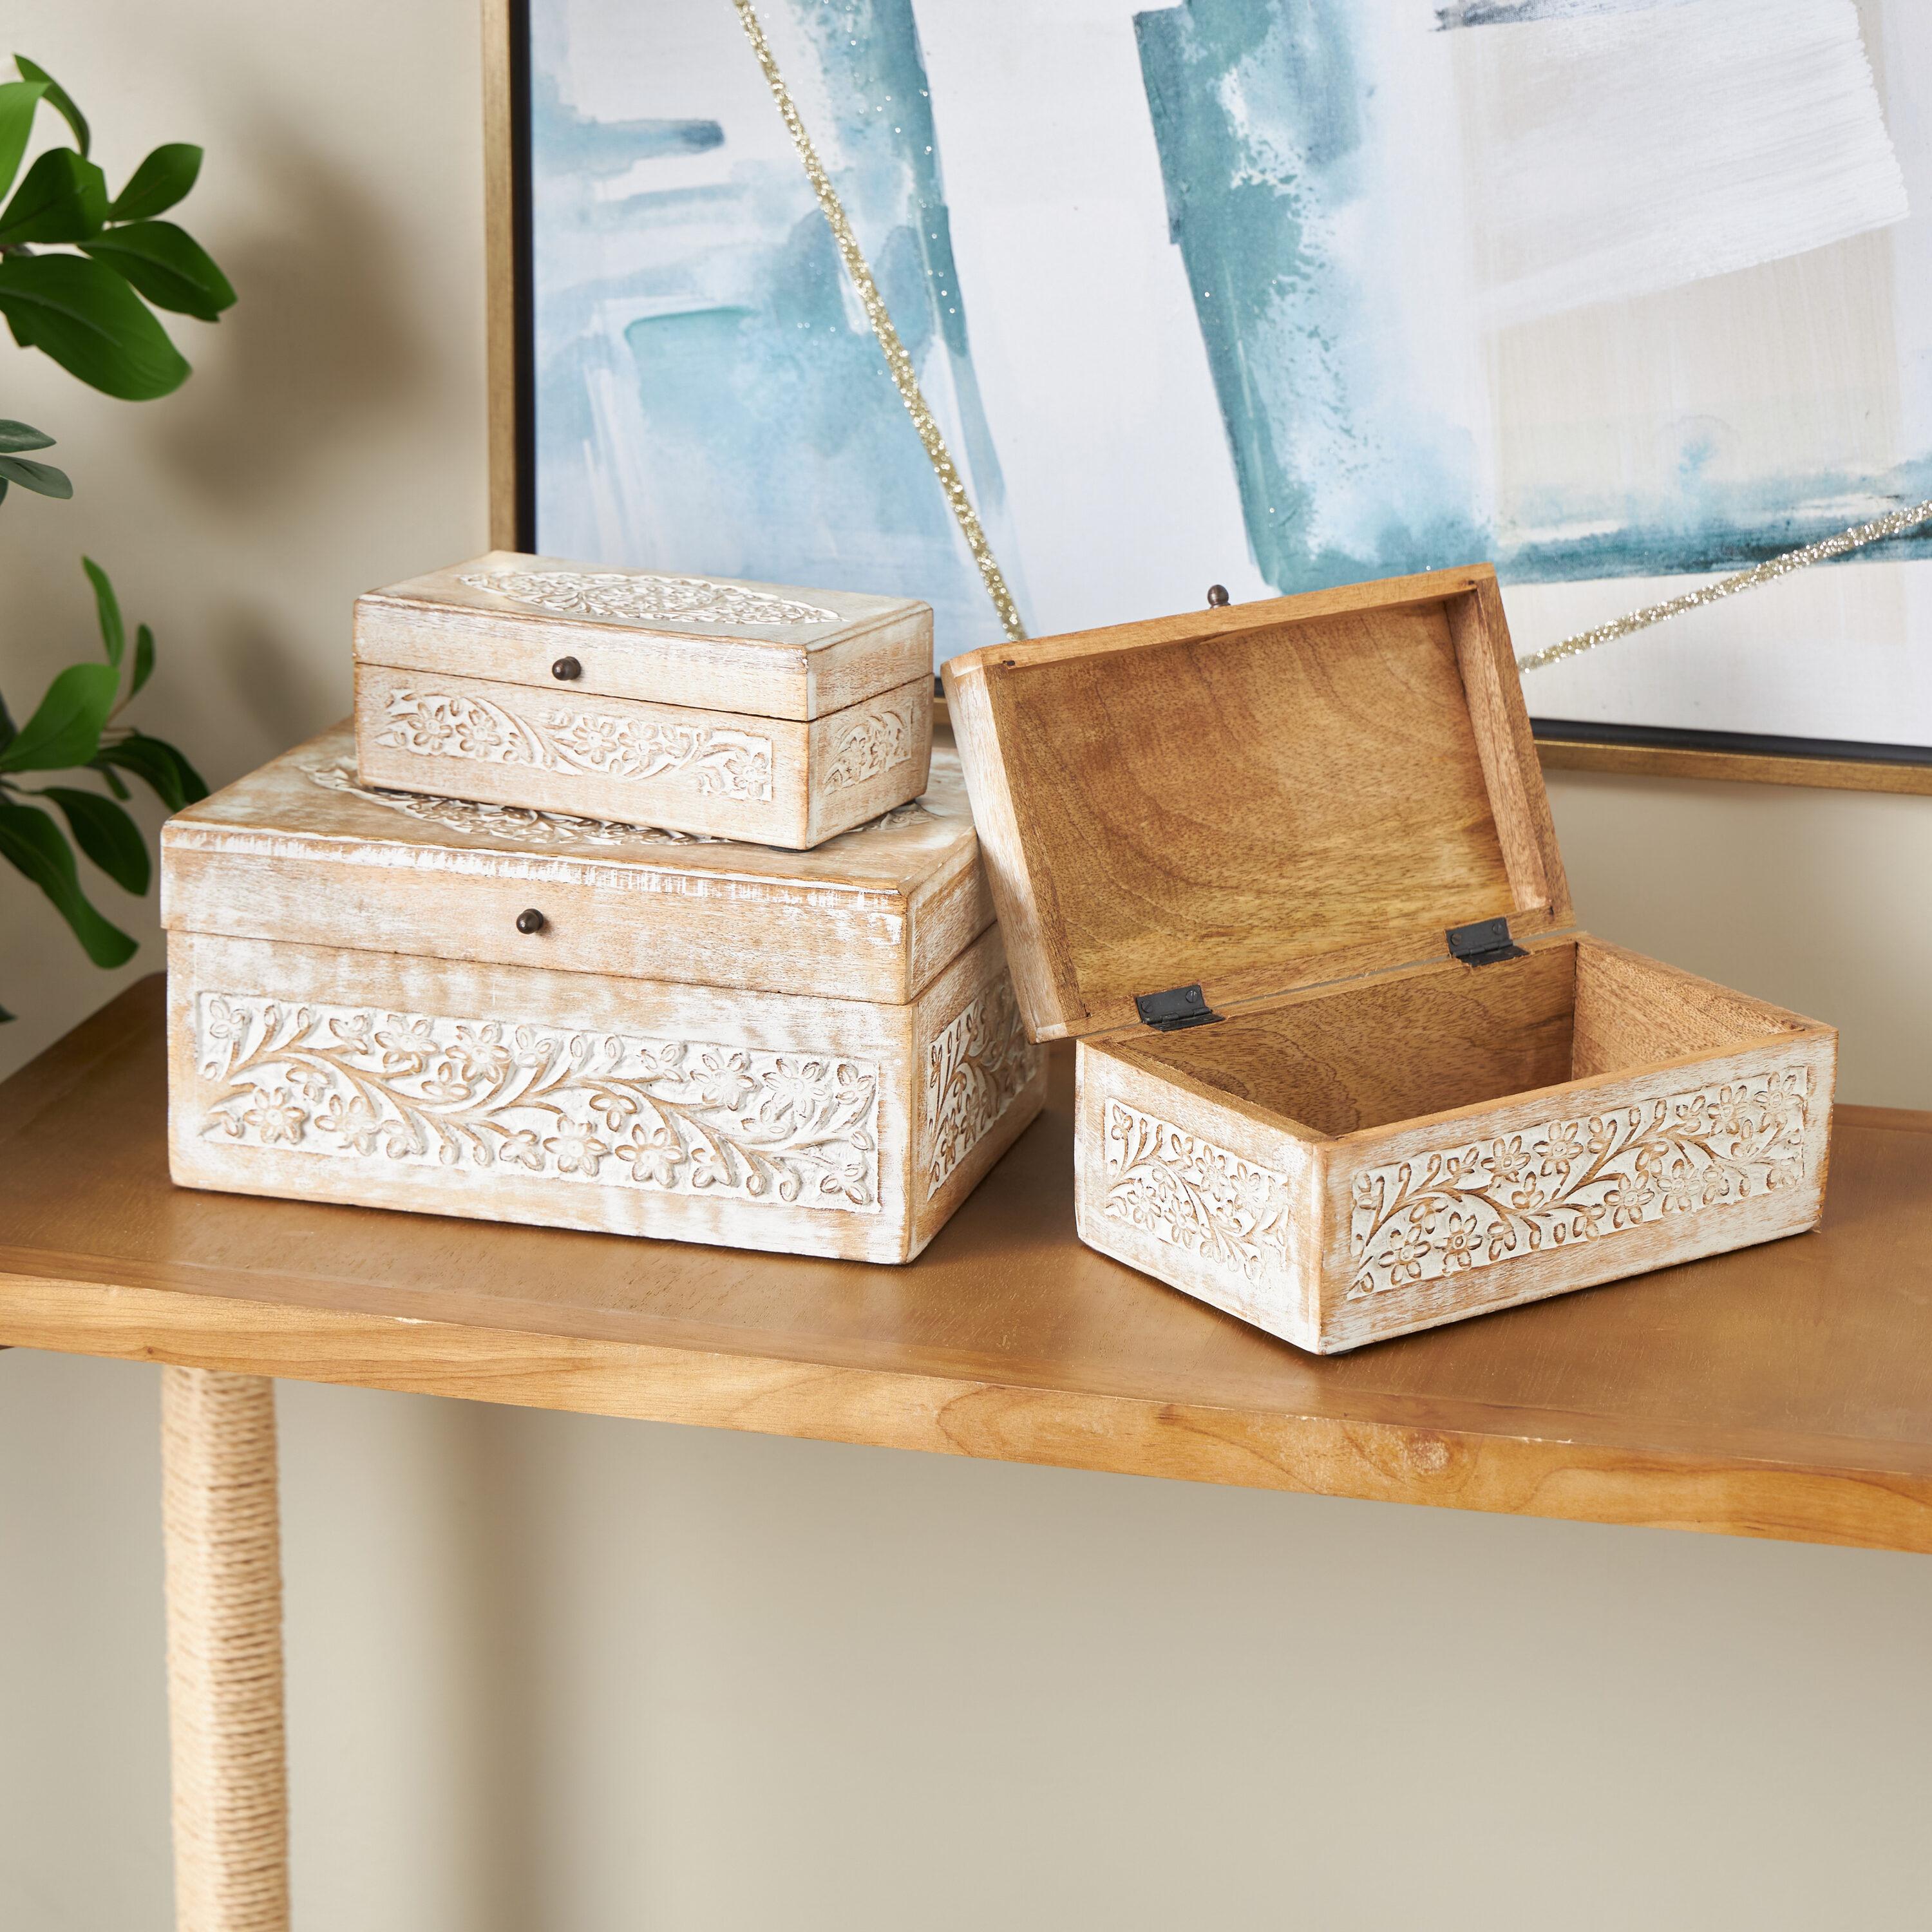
xmin=943 ymin=565 xmax=1836 ymax=1352
xmin=161 ymin=724 xmax=1043 ymax=1263
xmin=353 ymin=553 xmax=934 ymax=849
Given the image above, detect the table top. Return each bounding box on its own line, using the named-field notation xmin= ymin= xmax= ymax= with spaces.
xmin=4 ymin=977 xmax=1931 ymax=1554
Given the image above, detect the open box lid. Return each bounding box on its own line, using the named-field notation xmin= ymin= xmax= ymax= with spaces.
xmin=353 ymin=552 xmax=933 ymax=722
xmin=942 ymin=565 xmax=1573 ymax=1043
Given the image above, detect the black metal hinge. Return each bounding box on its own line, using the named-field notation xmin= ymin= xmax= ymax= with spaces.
xmin=1135 ymin=983 xmax=1223 ymax=1030
xmin=1446 ymin=916 xmax=1527 ymax=967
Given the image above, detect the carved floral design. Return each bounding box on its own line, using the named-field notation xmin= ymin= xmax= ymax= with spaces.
xmin=458 ymin=568 xmax=840 ymax=629
xmin=1100 ymin=1101 xmax=1294 ymax=1281
xmin=923 ymin=975 xmax=1040 ymax=1197
xmin=824 ymin=696 xmax=919 ymax=791
xmin=377 ymin=690 xmax=773 ymax=801
xmin=1347 ymin=1068 xmax=1813 ymax=1300
xmin=195 ymin=994 xmax=880 ymax=1212
xmin=303 ymin=760 xmax=725 ymax=849
xmin=303 ymin=758 xmax=934 ymax=850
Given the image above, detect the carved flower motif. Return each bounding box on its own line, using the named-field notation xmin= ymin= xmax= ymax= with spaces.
xmin=697 ymin=1048 xmax=757 ymax=1112
xmin=375 ymin=1016 xmax=437 ymax=1075
xmin=616 ymin=1125 xmax=685 ymax=1188
xmin=1437 ymin=1212 xmax=1480 ymax=1271
xmin=318 ymin=1092 xmax=383 ymax=1154
xmin=243 ymin=1088 xmax=308 ymax=1146
xmin=498 ymin=1128 xmax=546 ymax=1171
xmin=544 ymin=1126 xmax=608 ymax=1176
xmin=446 ymin=1023 xmax=513 ymax=1087
xmin=758 ymin=1056 xmax=831 ymax=1132
xmin=1386 ymin=1224 xmax=1429 ymax=1285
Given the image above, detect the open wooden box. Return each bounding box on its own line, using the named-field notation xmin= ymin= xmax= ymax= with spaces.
xmin=943 ymin=565 xmax=1835 ymax=1352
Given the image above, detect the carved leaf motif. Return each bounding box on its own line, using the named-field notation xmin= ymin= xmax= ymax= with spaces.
xmin=375 ymin=690 xmax=775 ymax=801
xmin=824 ymin=696 xmax=918 ymax=791
xmin=458 ymin=568 xmax=840 ymax=629
xmin=303 ymin=757 xmax=934 ymax=851
xmin=195 ymin=994 xmax=882 ymax=1213
xmin=1347 ymin=1068 xmax=1814 ymax=1300
xmin=1100 ymin=1101 xmax=1295 ymax=1282
xmin=923 ymin=974 xmax=1041 ymax=1197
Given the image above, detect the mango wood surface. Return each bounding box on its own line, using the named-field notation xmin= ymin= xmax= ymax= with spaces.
xmin=943 ymin=565 xmax=1572 ymax=1041
xmin=3 ymin=979 xmax=1930 ymax=1553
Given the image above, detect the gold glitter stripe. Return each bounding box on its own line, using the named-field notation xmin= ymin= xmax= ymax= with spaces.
xmin=1519 ymin=498 xmax=1932 ymax=674
xmin=728 ymin=0 xmax=1027 ymax=643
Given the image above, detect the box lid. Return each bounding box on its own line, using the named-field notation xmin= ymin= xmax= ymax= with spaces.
xmin=160 ymin=723 xmax=989 ymax=1005
xmin=353 ymin=553 xmax=932 ymax=723
xmin=941 ymin=564 xmax=1573 ymax=1043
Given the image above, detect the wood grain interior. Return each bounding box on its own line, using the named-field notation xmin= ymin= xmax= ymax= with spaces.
xmin=986 ymin=600 xmax=1519 ymax=1024
xmin=1119 ymin=940 xmax=1813 ymax=1137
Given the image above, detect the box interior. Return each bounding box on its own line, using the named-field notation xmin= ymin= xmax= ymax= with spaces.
xmin=1108 ymin=939 xmax=1817 ymax=1139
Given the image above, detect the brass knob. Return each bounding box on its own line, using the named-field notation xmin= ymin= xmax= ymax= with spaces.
xmin=515 ymin=908 xmax=547 ymax=934
xmin=551 ymin=655 xmax=582 ymax=681
xmin=1207 ymin=583 xmax=1230 ymax=608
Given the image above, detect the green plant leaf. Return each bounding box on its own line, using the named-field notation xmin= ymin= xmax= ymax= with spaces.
xmin=0 ymin=999 xmax=14 ymax=1023
xmin=13 ymin=57 xmax=88 ymax=158
xmin=0 ymin=417 xmax=55 ymax=451
xmin=95 ymin=730 xmax=207 ymax=811
xmin=0 ymin=659 xmax=117 ymax=771
xmin=81 ymin=556 xmax=124 ymax=666
xmin=0 ymin=689 xmax=14 ymax=753
xmin=82 ymin=218 xmax=234 ymax=322
xmin=0 ymin=146 xmax=107 ymax=245
xmin=0 ymin=800 xmax=137 ymax=966
xmin=0 ymin=452 xmax=71 ymax=497
xmin=0 ymin=252 xmax=190 ymax=399
xmin=0 ymin=77 xmax=46 ymax=201
xmin=42 ymin=784 xmax=149 ymax=894
xmin=108 ymin=142 xmax=202 ymax=222
xmin=131 ymin=623 xmax=155 ymax=696
xmin=90 ymin=758 xmax=129 ymax=799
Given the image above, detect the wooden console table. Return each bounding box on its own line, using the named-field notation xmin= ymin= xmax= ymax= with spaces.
xmin=5 ymin=979 xmax=1931 ymax=1927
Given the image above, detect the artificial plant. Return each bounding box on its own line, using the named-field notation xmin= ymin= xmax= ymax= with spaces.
xmin=1 ymin=52 xmax=229 ymax=1021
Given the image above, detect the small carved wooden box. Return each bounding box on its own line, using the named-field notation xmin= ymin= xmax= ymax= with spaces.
xmin=944 ymin=565 xmax=1836 ymax=1352
xmin=161 ymin=724 xmax=1043 ymax=1262
xmin=352 ymin=552 xmax=934 ymax=849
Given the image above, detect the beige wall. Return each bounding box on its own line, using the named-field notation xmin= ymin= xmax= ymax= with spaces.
xmin=3 ymin=5 xmax=1931 ymax=1928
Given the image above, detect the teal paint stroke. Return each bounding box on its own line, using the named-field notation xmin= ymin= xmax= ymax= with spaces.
xmin=531 ymin=0 xmax=1021 ymax=658
xmin=1135 ymin=0 xmax=1487 ymax=594
xmin=1136 ymin=0 xmax=1932 ymax=592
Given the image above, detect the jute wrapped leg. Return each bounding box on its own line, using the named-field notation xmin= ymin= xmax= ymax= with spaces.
xmin=160 ymin=1368 xmax=290 ymax=1932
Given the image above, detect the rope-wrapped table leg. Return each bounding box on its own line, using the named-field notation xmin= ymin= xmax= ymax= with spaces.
xmin=160 ymin=1368 xmax=290 ymax=1932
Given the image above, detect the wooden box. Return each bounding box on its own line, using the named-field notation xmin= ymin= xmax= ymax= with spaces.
xmin=161 ymin=724 xmax=1043 ymax=1263
xmin=943 ymin=566 xmax=1835 ymax=1352
xmin=352 ymin=553 xmax=934 ymax=849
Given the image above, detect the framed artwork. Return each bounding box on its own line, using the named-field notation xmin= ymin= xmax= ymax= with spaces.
xmin=485 ymin=0 xmax=1932 ymax=793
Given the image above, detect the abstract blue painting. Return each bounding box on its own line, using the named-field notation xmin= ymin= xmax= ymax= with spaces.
xmin=531 ymin=0 xmax=1932 ymax=748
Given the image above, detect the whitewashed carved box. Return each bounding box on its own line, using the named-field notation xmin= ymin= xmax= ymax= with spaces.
xmin=944 ymin=565 xmax=1836 ymax=1352
xmin=353 ymin=552 xmax=933 ymax=849
xmin=162 ymin=724 xmax=1043 ymax=1262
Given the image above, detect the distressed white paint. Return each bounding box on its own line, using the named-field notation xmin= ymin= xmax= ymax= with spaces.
xmin=1461 ymin=0 xmax=1908 ymax=327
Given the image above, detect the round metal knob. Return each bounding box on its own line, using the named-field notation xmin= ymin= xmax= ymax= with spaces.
xmin=551 ymin=655 xmax=582 ymax=681
xmin=1206 ymin=583 xmax=1230 ymax=608
xmin=515 ymin=908 xmax=547 ymax=934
